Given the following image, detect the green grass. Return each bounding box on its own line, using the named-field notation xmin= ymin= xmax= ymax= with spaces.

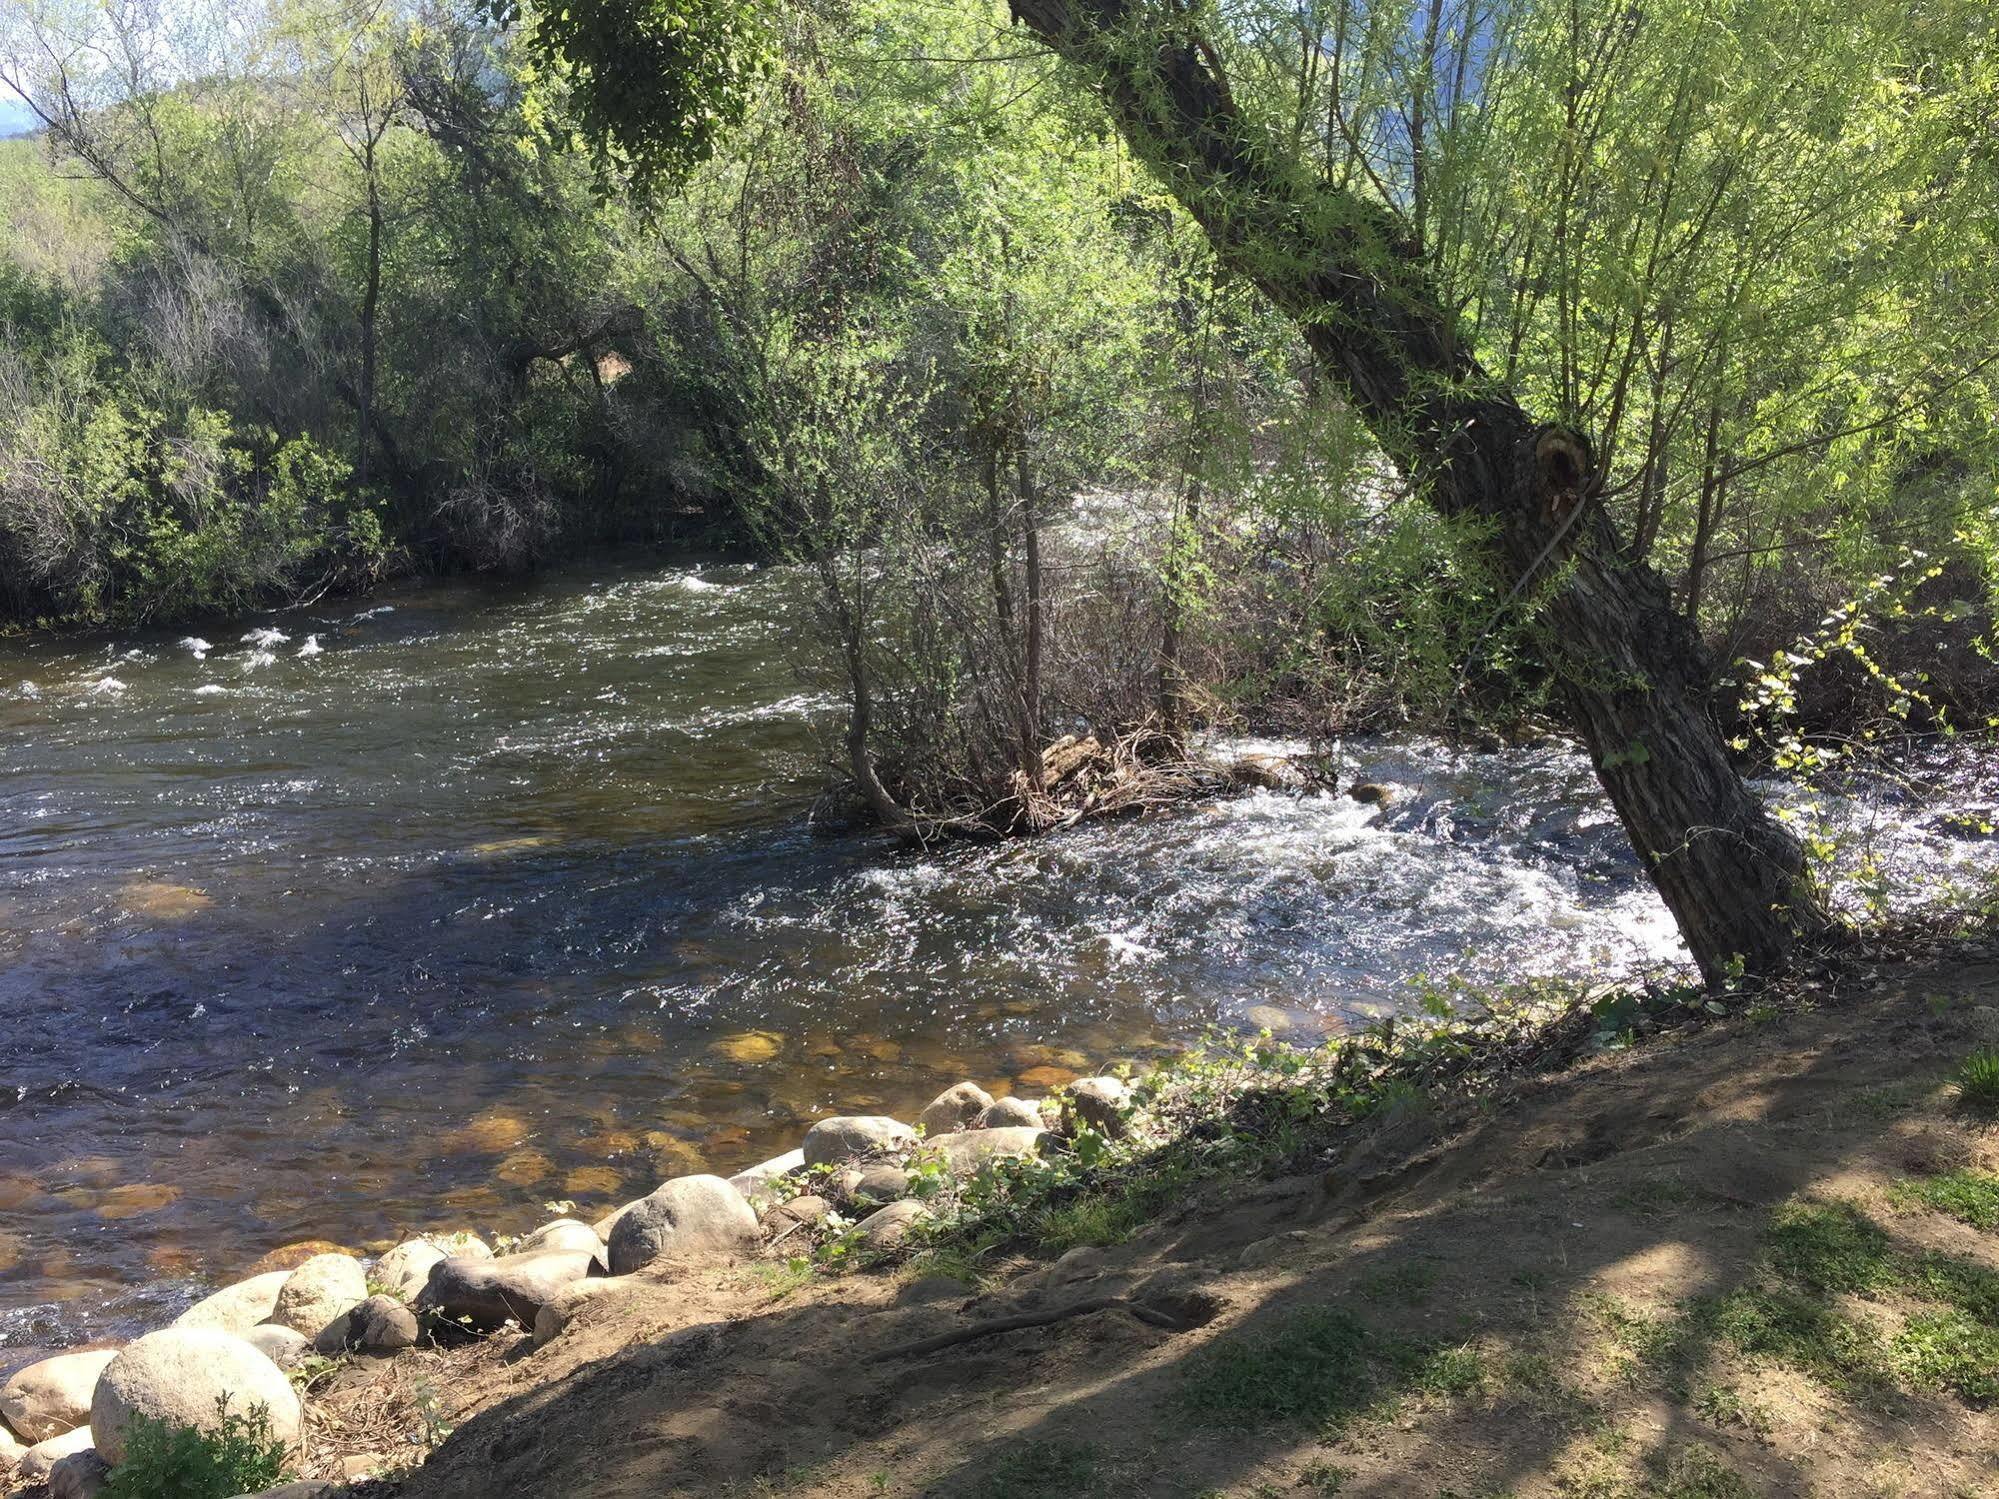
xmin=1958 ymin=1049 xmax=1999 ymax=1113
xmin=1356 ymin=1259 xmax=1439 ymax=1306
xmin=973 ymin=1439 xmax=1103 ymax=1499
xmin=1650 ymin=1445 xmax=1757 ymax=1499
xmin=1891 ymin=1309 xmax=1999 ymax=1402
xmin=1891 ymin=1169 xmax=1999 ymax=1230
xmin=1178 ymin=1306 xmax=1485 ymax=1435
xmin=1694 ymin=1285 xmax=1886 ymax=1390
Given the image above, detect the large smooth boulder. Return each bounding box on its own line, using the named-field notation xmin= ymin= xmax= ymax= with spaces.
xmin=852 ymin=1200 xmax=929 ymax=1250
xmin=850 ymin=1163 xmax=911 ymax=1206
xmin=975 ymin=1097 xmax=1045 ymax=1130
xmin=268 ymin=1252 xmax=367 ymax=1338
xmin=727 ymin=1148 xmax=805 ymax=1209
xmin=518 ymin=1219 xmax=604 ymax=1258
xmin=374 ymin=1234 xmax=489 ymax=1304
xmin=18 ymin=1426 xmax=95 ymax=1484
xmin=243 ymin=1325 xmax=312 ymax=1372
xmin=1 ymin=1418 xmax=24 ymax=1470
xmin=800 ymin=1116 xmax=915 ymax=1168
xmin=606 ymin=1175 xmax=760 ymax=1275
xmin=92 ymin=1328 xmax=302 ymax=1465
xmin=417 ymin=1248 xmax=595 ymax=1329
xmin=1063 ymin=1076 xmax=1132 ymax=1138
xmin=923 ymin=1126 xmax=1049 ymax=1176
xmin=917 ymin=1082 xmax=994 ymax=1137
xmin=1 ymin=1349 xmax=117 ymax=1440
xmin=173 ymin=1272 xmax=289 ymax=1336
xmin=530 ymin=1277 xmax=641 ymax=1348
xmin=316 ymin=1295 xmax=418 ymax=1355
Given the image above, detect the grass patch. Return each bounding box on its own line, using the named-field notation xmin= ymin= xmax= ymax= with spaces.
xmin=972 ymin=1439 xmax=1102 ymax=1499
xmin=1890 ymin=1309 xmax=1999 ymax=1403
xmin=1178 ymin=1306 xmax=1484 ymax=1435
xmin=1651 ymin=1444 xmax=1757 ymax=1499
xmin=1891 ymin=1169 xmax=1999 ymax=1230
xmin=1695 ymin=1285 xmax=1887 ymax=1390
xmin=1356 ymin=1259 xmax=1439 ymax=1306
xmin=1691 ymin=1382 xmax=1774 ymax=1436
xmin=1958 ymin=1049 xmax=1999 ymax=1114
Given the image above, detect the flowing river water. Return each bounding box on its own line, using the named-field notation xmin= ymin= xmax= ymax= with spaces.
xmin=2 ymin=556 xmax=1994 ymax=1363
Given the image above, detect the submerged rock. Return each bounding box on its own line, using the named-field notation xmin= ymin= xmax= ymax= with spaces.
xmin=918 ymin=1082 xmax=995 ymax=1137
xmin=606 ymin=1174 xmax=760 ymax=1275
xmin=418 ymin=1249 xmax=596 ymax=1330
xmin=1 ymin=1348 xmax=117 ymax=1441
xmin=172 ymin=1271 xmax=289 ymax=1337
xmin=92 ymin=1328 xmax=302 ymax=1465
xmin=269 ymin=1252 xmax=367 ymax=1338
xmin=246 ymin=1240 xmax=353 ymax=1276
xmin=708 ymin=1030 xmax=785 ymax=1064
xmin=801 ymin=1116 xmax=916 ymax=1168
xmin=1348 ymin=781 xmax=1394 ymax=807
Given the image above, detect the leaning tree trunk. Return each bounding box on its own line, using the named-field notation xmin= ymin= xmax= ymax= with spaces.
xmin=1009 ymin=0 xmax=1828 ymax=983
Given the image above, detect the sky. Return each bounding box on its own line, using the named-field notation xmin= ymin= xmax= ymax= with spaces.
xmin=0 ymin=95 xmax=37 ymax=137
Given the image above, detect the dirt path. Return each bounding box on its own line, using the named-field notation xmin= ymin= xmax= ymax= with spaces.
xmin=384 ymin=943 xmax=1999 ymax=1499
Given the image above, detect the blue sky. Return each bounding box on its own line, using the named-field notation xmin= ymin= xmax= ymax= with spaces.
xmin=0 ymin=96 xmax=37 ymax=136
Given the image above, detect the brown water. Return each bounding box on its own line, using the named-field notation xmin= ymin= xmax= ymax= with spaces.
xmin=1 ymin=555 xmax=1992 ymax=1360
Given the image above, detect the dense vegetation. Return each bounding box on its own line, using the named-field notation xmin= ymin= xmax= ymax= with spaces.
xmin=3 ymin=0 xmax=1995 ymax=964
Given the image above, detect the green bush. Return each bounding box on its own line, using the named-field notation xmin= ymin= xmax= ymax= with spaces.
xmin=1959 ymin=1050 xmax=1999 ymax=1114
xmin=101 ymin=1399 xmax=289 ymax=1499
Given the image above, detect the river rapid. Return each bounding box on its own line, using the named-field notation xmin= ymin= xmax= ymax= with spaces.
xmin=1 ymin=556 xmax=1993 ymax=1362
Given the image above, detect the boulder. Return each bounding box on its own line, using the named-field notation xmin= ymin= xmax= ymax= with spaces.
xmin=268 ymin=1252 xmax=367 ymax=1338
xmin=1228 ymin=754 xmax=1306 ymax=792
xmin=1348 ymin=781 xmax=1394 ymax=807
xmin=91 ymin=1328 xmax=302 ymax=1465
xmin=47 ymin=1446 xmax=110 ymax=1499
xmin=316 ymin=1294 xmax=419 ymax=1355
xmin=975 ymin=1097 xmax=1044 ymax=1130
xmin=531 ymin=1277 xmax=640 ymax=1348
xmin=800 ymin=1116 xmax=915 ymax=1168
xmin=923 ymin=1126 xmax=1050 ymax=1177
xmin=1063 ymin=1076 xmax=1132 ymax=1138
xmin=375 ymin=1234 xmax=489 ymax=1304
xmin=417 ymin=1248 xmax=595 ymax=1329
xmin=18 ymin=1427 xmax=95 ymax=1485
xmin=606 ymin=1174 xmax=760 ymax=1275
xmin=852 ymin=1200 xmax=929 ymax=1250
xmin=243 ymin=1325 xmax=312 ymax=1372
xmin=226 ymin=1485 xmax=337 ymax=1499
xmin=518 ymin=1219 xmax=605 ymax=1259
xmin=173 ymin=1271 xmax=290 ymax=1337
xmin=727 ymin=1148 xmax=806 ymax=1209
xmin=917 ymin=1082 xmax=994 ymax=1137
xmin=850 ymin=1163 xmax=911 ymax=1206
xmin=591 ymin=1199 xmax=640 ymax=1242
xmin=0 ymin=1419 xmax=23 ymax=1472
xmin=761 ymin=1195 xmax=833 ymax=1236
xmin=1 ymin=1348 xmax=117 ymax=1440
xmin=246 ymin=1240 xmax=353 ymax=1276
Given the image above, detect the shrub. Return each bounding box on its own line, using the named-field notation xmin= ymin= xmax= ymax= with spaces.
xmin=1959 ymin=1050 xmax=1999 ymax=1114
xmin=101 ymin=1399 xmax=288 ymax=1499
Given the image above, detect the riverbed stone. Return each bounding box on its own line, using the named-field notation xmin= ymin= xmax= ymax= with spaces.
xmin=417 ymin=1248 xmax=596 ymax=1329
xmin=269 ymin=1252 xmax=367 ymax=1338
xmin=1348 ymin=781 xmax=1394 ymax=806
xmin=1063 ymin=1076 xmax=1132 ymax=1138
xmin=18 ymin=1426 xmax=95 ymax=1484
xmin=607 ymin=1174 xmax=761 ymax=1274
xmin=975 ymin=1097 xmax=1045 ymax=1130
xmin=375 ymin=1233 xmax=491 ymax=1304
xmin=1 ymin=1349 xmax=118 ymax=1441
xmin=923 ymin=1126 xmax=1050 ymax=1176
xmin=519 ymin=1218 xmax=605 ymax=1259
xmin=0 ymin=1419 xmax=23 ymax=1472
xmin=92 ymin=1328 xmax=303 ymax=1465
xmin=761 ymin=1194 xmax=833 ymax=1236
xmin=727 ymin=1148 xmax=805 ymax=1208
xmin=243 ymin=1324 xmax=312 ymax=1371
xmin=851 ymin=1163 xmax=911 ymax=1206
xmin=173 ymin=1271 xmax=290 ymax=1336
xmin=46 ymin=1446 xmax=110 ymax=1499
xmin=853 ymin=1199 xmax=930 ymax=1250
xmin=246 ymin=1239 xmax=353 ymax=1276
xmin=801 ymin=1116 xmax=916 ymax=1168
xmin=917 ymin=1082 xmax=994 ymax=1137
xmin=316 ymin=1294 xmax=419 ymax=1355
xmin=531 ymin=1276 xmax=641 ymax=1347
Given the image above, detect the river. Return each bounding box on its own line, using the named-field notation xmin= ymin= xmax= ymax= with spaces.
xmin=1 ymin=556 xmax=1992 ymax=1361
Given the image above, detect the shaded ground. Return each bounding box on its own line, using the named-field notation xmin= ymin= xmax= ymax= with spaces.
xmin=357 ymin=936 xmax=1999 ymax=1499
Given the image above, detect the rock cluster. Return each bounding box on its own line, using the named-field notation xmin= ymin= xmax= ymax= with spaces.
xmin=0 ymin=1064 xmax=1137 ymax=1496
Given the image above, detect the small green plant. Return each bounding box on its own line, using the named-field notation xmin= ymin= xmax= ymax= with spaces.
xmin=102 ymin=1399 xmax=288 ymax=1499
xmin=1957 ymin=1049 xmax=1999 ymax=1113
xmin=1891 ymin=1170 xmax=1999 ymax=1230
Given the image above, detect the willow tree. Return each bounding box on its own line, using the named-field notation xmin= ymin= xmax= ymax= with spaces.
xmin=507 ymin=0 xmax=1991 ymax=982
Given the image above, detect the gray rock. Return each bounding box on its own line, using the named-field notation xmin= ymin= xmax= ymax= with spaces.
xmin=243 ymin=1324 xmax=312 ymax=1371
xmin=417 ymin=1248 xmax=596 ymax=1330
xmin=1063 ymin=1076 xmax=1132 ymax=1138
xmin=1 ymin=1348 xmax=117 ymax=1441
xmin=800 ymin=1115 xmax=915 ymax=1168
xmin=268 ymin=1252 xmax=367 ymax=1338
xmin=917 ymin=1082 xmax=994 ymax=1137
xmin=975 ymin=1097 xmax=1045 ymax=1130
xmin=226 ymin=1485 xmax=339 ymax=1499
xmin=591 ymin=1199 xmax=640 ymax=1242
xmin=727 ymin=1148 xmax=806 ymax=1209
xmin=850 ymin=1163 xmax=911 ymax=1206
xmin=518 ymin=1218 xmax=604 ymax=1259
xmin=922 ymin=1125 xmax=1050 ymax=1176
xmin=606 ymin=1174 xmax=761 ymax=1275
xmin=852 ymin=1200 xmax=929 ymax=1250
xmin=92 ymin=1328 xmax=302 ymax=1465
xmin=0 ymin=1418 xmax=25 ymax=1471
xmin=47 ymin=1447 xmax=110 ymax=1499
xmin=530 ymin=1276 xmax=640 ymax=1347
xmin=316 ymin=1294 xmax=419 ymax=1355
xmin=18 ymin=1426 xmax=94 ymax=1484
xmin=375 ymin=1233 xmax=489 ymax=1304
xmin=172 ymin=1271 xmax=289 ymax=1337
xmin=761 ymin=1194 xmax=832 ymax=1236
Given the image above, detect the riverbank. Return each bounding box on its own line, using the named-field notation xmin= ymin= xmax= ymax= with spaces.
xmin=6 ymin=928 xmax=1999 ymax=1496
